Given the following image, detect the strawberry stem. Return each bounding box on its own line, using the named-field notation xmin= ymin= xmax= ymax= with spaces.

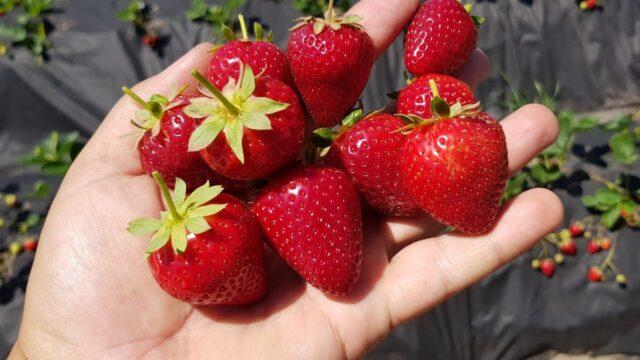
xmin=191 ymin=70 xmax=240 ymax=116
xmin=238 ymin=14 xmax=249 ymax=41
xmin=428 ymin=79 xmax=440 ymax=98
xmin=122 ymin=87 xmax=148 ymax=109
xmin=152 ymin=171 xmax=181 ymax=221
xmin=326 ymin=0 xmax=335 ymax=22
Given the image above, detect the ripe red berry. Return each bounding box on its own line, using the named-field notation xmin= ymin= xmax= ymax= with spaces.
xmin=123 ymin=87 xmax=232 ymax=190
xmin=128 ymin=172 xmax=267 ymax=305
xmin=587 ymin=239 xmax=601 ymax=254
xmin=208 ymin=15 xmax=294 ymax=90
xmin=559 ymin=240 xmax=577 ymax=255
xmin=142 ymin=34 xmax=159 ymax=47
xmin=569 ymin=223 xmax=584 ymax=237
xmin=186 ymin=66 xmax=305 ymax=180
xmin=252 ymin=165 xmax=363 ymax=295
xmin=22 ymin=238 xmax=37 ymax=252
xmin=588 ymin=267 xmax=603 ymax=282
xmin=400 ymin=82 xmax=507 ymax=234
xmin=322 ymin=112 xmax=420 ymax=216
xmin=397 ymin=74 xmax=477 ymax=119
xmin=540 ymin=259 xmax=555 ymax=277
xmin=287 ymin=3 xmax=374 ymax=126
xmin=404 ymin=0 xmax=479 ymax=76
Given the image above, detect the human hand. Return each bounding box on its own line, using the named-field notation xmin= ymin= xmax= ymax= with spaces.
xmin=11 ymin=0 xmax=562 ymax=358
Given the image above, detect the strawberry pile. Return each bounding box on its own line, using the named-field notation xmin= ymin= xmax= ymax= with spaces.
xmin=127 ymin=0 xmax=506 ymax=305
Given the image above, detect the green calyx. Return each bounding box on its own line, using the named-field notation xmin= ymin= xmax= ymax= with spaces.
xmin=462 ymin=1 xmax=485 ymax=27
xmin=291 ymin=0 xmax=364 ymax=35
xmin=395 ymin=79 xmax=481 ymax=134
xmin=127 ymin=171 xmax=227 ymax=256
xmin=220 ymin=14 xmax=273 ymax=44
xmin=185 ymin=64 xmax=289 ymax=163
xmin=123 ymin=84 xmax=188 ymax=137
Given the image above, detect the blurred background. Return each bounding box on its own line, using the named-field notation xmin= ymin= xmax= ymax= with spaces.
xmin=0 ymin=0 xmax=639 ymax=358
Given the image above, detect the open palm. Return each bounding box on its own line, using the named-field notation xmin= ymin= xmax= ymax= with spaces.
xmin=11 ymin=1 xmax=563 ymax=359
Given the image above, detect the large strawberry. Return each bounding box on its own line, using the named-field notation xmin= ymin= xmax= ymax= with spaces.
xmin=252 ymin=165 xmax=363 ymax=295
xmin=400 ymin=80 xmax=507 ymax=234
xmin=287 ymin=0 xmax=374 ymax=127
xmin=128 ymin=172 xmax=267 ymax=305
xmin=314 ymin=110 xmax=420 ymax=216
xmin=123 ymin=86 xmax=242 ymax=190
xmin=404 ymin=0 xmax=483 ymax=76
xmin=208 ymin=14 xmax=294 ymax=90
xmin=185 ymin=64 xmax=305 ymax=180
xmin=397 ymin=73 xmax=476 ymax=119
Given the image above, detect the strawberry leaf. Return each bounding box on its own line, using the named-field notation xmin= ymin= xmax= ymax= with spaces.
xmin=127 ymin=218 xmax=162 ymax=235
xmin=225 ymin=120 xmax=245 ymax=163
xmin=146 ymin=225 xmax=171 ymax=254
xmin=172 ymin=178 xmax=187 ymax=208
xmin=130 ymin=174 xmax=228 ymax=256
xmin=238 ymin=66 xmax=256 ymax=100
xmin=171 ymin=223 xmax=188 ymax=254
xmin=184 ymin=97 xmax=219 ymax=118
xmin=601 ymin=205 xmax=621 ymax=229
xmin=188 ymin=116 xmax=226 ymax=151
xmin=244 ymin=97 xmax=289 ymax=115
xmin=240 ymin=112 xmax=272 ymax=130
xmin=185 ymin=216 xmax=211 ymax=234
xmin=184 ymin=183 xmax=224 ymax=208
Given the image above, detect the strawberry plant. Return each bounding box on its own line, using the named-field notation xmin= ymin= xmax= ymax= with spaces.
xmin=20 ymin=131 xmax=84 ymax=176
xmin=501 ymin=82 xmax=599 ymax=202
xmin=186 ymin=0 xmax=245 ymax=39
xmin=1 ymin=131 xmax=84 ymax=284
xmin=117 ymin=0 xmax=161 ymax=48
xmin=0 ymin=0 xmax=54 ymax=62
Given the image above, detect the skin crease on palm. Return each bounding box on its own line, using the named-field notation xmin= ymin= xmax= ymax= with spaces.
xmin=10 ymin=0 xmax=563 ymax=359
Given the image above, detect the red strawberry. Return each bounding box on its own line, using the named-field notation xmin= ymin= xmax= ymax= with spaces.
xmin=287 ymin=0 xmax=374 ymax=126
xmin=400 ymin=80 xmax=507 ymax=234
xmin=252 ymin=165 xmax=363 ymax=295
xmin=128 ymin=172 xmax=267 ymax=305
xmin=186 ymin=65 xmax=305 ymax=180
xmin=568 ymin=223 xmax=584 ymax=237
xmin=397 ymin=74 xmax=476 ymax=119
xmin=123 ymin=86 xmax=240 ymax=190
xmin=404 ymin=0 xmax=482 ymax=76
xmin=142 ymin=34 xmax=159 ymax=47
xmin=540 ymin=259 xmax=555 ymax=277
xmin=22 ymin=238 xmax=38 ymax=252
xmin=559 ymin=240 xmax=577 ymax=256
xmin=588 ymin=267 xmax=603 ymax=282
xmin=315 ymin=110 xmax=420 ymax=216
xmin=587 ymin=240 xmax=601 ymax=254
xmin=208 ymin=15 xmax=294 ymax=90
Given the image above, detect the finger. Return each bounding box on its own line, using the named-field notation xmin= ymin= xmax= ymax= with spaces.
xmin=383 ymin=188 xmax=563 ymax=327
xmin=452 ymin=49 xmax=491 ymax=91
xmin=383 ymin=104 xmax=559 ymax=253
xmin=66 ymin=43 xmax=214 ymax=181
xmin=501 ymin=104 xmax=559 ymax=175
xmin=347 ymin=0 xmax=420 ymax=58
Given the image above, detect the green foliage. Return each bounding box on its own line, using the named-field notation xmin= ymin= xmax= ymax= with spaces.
xmin=32 ymin=180 xmax=50 ymax=198
xmin=0 ymin=0 xmax=53 ymax=62
xmin=186 ymin=0 xmax=245 ymax=39
xmin=117 ymin=0 xmax=146 ymax=22
xmin=21 ymin=132 xmax=85 ymax=176
xmin=504 ymin=79 xmax=559 ymax=113
xmin=292 ymin=0 xmax=351 ymax=17
xmin=609 ymin=131 xmax=638 ymax=164
xmin=582 ymin=184 xmax=639 ymax=230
